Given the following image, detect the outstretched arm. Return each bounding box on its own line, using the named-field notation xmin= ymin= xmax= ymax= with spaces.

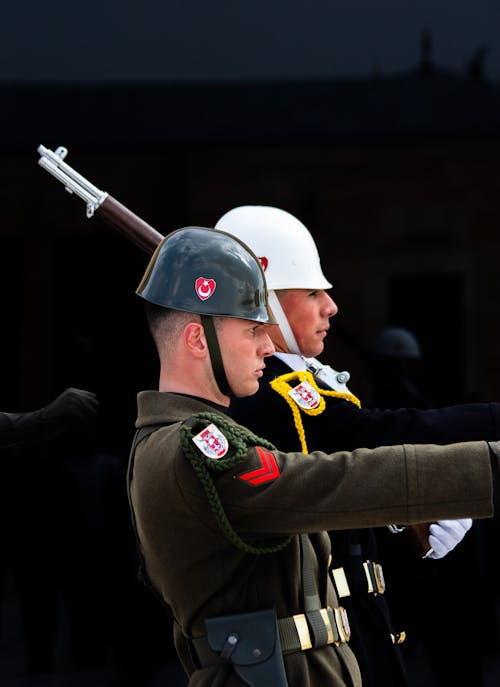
xmin=0 ymin=388 xmax=99 ymax=449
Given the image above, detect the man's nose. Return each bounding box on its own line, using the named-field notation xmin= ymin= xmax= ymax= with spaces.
xmin=260 ymin=330 xmax=276 ymax=356
xmin=322 ymin=292 xmax=338 ymax=318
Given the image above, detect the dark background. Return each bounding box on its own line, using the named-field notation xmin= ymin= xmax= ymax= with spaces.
xmin=2 ymin=2 xmax=500 ymax=685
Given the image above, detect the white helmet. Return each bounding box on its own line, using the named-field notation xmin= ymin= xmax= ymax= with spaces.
xmin=215 ymin=205 xmax=331 ymax=355
xmin=372 ymin=327 xmax=422 ymax=359
xmin=214 ymin=205 xmax=332 ymax=290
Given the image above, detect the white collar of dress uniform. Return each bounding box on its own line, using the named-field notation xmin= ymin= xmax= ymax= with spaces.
xmin=274 ymin=352 xmax=307 ymax=371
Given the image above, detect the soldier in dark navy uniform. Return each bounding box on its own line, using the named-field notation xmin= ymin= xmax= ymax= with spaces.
xmin=216 ymin=205 xmax=499 ymax=686
xmin=127 ymin=225 xmax=500 ymax=687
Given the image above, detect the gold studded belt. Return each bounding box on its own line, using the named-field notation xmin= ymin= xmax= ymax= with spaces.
xmin=278 ymin=606 xmax=351 ymax=652
xmin=191 ymin=604 xmax=351 ymax=669
xmin=332 ymin=560 xmax=386 ymax=598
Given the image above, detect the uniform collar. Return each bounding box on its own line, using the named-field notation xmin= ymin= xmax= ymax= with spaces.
xmin=274 ymin=352 xmax=307 ymax=372
xmin=136 ymin=390 xmax=231 ymax=429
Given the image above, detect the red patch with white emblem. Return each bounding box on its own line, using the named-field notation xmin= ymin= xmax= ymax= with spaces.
xmin=238 ymin=447 xmax=280 ymax=486
xmin=258 ymin=257 xmax=268 ymax=272
xmin=195 ymin=277 xmax=216 ymax=301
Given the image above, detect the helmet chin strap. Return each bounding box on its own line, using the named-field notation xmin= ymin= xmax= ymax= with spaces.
xmin=267 ymin=290 xmax=302 ymax=356
xmin=200 ymin=315 xmax=232 ymax=397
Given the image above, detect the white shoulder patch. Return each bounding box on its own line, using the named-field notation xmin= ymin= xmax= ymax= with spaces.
xmin=192 ymin=422 xmax=229 ymax=459
xmin=288 ymin=380 xmax=321 ymax=410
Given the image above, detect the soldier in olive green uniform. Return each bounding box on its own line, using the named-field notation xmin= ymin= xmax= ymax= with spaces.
xmin=127 ymin=226 xmax=499 ymax=687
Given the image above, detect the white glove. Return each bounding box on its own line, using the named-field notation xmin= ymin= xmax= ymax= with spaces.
xmin=425 ymin=518 xmax=472 ymax=559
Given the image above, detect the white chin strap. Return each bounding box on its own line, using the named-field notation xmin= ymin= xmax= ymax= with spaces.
xmin=268 ymin=290 xmax=301 ymax=355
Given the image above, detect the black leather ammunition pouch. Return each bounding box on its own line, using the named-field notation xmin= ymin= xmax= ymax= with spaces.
xmin=205 ymin=608 xmax=288 ymax=686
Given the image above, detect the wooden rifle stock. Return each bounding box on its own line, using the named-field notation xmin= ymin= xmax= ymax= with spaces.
xmin=97 ymin=196 xmax=163 ymax=255
xmin=408 ymin=522 xmax=432 ymax=558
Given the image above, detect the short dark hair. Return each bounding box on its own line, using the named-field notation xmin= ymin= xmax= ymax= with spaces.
xmin=144 ymin=303 xmax=201 ymax=356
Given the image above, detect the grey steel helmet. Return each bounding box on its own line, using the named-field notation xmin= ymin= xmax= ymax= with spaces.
xmin=136 ymin=226 xmax=275 ymax=397
xmin=136 ymin=226 xmax=275 ymax=324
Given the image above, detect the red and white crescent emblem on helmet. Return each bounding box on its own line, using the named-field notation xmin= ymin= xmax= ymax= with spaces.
xmin=195 ymin=277 xmax=216 ymax=301
xmin=259 ymin=257 xmax=269 ymax=272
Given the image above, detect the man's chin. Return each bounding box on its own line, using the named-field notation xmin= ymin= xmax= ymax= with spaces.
xmin=304 ymin=343 xmax=325 ymax=358
xmin=234 ymin=381 xmax=260 ymax=398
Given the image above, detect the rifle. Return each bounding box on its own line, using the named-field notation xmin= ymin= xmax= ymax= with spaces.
xmin=37 ymin=145 xmax=163 ymax=255
xmin=37 ymin=144 xmax=433 ymax=557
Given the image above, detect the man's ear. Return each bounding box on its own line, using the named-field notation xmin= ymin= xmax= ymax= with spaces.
xmin=183 ymin=321 xmax=208 ymax=359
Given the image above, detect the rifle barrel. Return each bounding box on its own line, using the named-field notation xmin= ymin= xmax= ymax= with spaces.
xmin=37 ymin=144 xmax=164 ymax=252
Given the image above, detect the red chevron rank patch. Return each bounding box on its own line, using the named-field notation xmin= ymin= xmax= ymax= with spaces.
xmin=238 ymin=447 xmax=280 ymax=486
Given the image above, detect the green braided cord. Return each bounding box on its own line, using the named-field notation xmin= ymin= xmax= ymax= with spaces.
xmin=180 ymin=412 xmax=292 ymax=555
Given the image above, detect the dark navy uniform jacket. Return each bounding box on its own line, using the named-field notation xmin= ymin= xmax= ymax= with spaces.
xmin=230 ymin=354 xmax=500 ymax=687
